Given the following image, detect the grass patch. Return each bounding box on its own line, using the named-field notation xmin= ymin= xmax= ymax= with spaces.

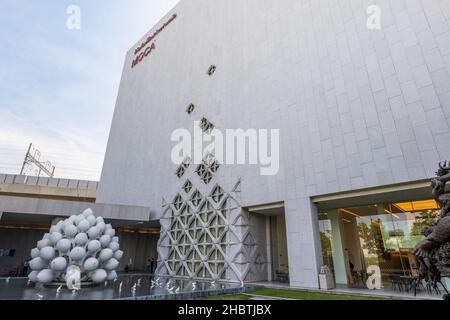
xmin=202 ymin=288 xmax=389 ymax=300
xmin=250 ymin=288 xmax=387 ymax=300
xmin=202 ymin=294 xmax=251 ymax=300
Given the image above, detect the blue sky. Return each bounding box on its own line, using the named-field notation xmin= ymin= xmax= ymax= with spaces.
xmin=0 ymin=0 xmax=179 ymax=180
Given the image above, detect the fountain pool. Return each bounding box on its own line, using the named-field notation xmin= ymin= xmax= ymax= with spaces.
xmin=0 ymin=275 xmax=248 ymax=300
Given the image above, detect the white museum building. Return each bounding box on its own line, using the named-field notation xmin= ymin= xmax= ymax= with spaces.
xmin=97 ymin=0 xmax=450 ymax=289
xmin=2 ymin=0 xmax=450 ymax=292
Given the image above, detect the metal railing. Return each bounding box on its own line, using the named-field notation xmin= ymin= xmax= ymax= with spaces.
xmin=0 ymin=174 xmax=98 ymax=190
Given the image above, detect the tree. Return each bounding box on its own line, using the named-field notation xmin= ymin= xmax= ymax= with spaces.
xmin=358 ymin=219 xmax=386 ymax=258
xmin=411 ymin=211 xmax=439 ymax=236
xmin=320 ymin=231 xmax=333 ymax=269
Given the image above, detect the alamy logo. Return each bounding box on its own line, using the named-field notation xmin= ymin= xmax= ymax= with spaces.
xmin=66 ymin=5 xmax=81 ymax=30
xmin=171 ymin=122 xmax=280 ymax=176
xmin=367 ymin=5 xmax=382 ymax=30
xmin=366 ymin=265 xmax=382 ymax=290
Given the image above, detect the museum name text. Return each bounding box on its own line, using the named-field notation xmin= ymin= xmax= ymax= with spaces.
xmin=131 ymin=13 xmax=177 ymax=69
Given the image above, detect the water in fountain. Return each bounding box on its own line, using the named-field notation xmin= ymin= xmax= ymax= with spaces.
xmin=71 ymin=288 xmax=80 ymax=300
xmin=0 ymin=275 xmax=243 ymax=300
xmin=167 ymin=285 xmax=174 ymax=295
xmin=131 ymin=283 xmax=137 ymax=298
xmin=55 ymin=285 xmax=62 ymax=298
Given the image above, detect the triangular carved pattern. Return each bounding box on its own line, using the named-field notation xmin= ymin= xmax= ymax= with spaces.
xmin=157 ymin=176 xmax=264 ymax=283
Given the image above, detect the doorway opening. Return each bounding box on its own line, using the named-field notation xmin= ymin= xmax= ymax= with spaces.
xmin=248 ymin=202 xmax=289 ymax=283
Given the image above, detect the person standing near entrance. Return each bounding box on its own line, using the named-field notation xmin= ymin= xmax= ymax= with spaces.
xmin=150 ymin=258 xmax=156 ymax=274
xmin=146 ymin=259 xmax=152 ymax=273
xmin=22 ymin=259 xmax=30 ymax=276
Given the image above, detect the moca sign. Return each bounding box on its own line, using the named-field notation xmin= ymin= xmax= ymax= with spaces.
xmin=131 ymin=13 xmax=177 ymax=69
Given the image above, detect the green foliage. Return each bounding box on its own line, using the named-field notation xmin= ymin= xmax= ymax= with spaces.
xmin=320 ymin=231 xmax=333 ymax=269
xmin=358 ymin=219 xmax=386 ymax=257
xmin=411 ymin=211 xmax=439 ymax=236
xmin=203 ymin=289 xmax=388 ymax=300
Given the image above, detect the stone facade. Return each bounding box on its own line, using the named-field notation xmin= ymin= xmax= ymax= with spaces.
xmin=98 ymin=0 xmax=450 ymax=288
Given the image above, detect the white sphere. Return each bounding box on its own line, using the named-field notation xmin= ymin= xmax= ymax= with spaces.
xmin=77 ymin=219 xmax=90 ymax=232
xmin=28 ymin=270 xmax=39 ymax=282
xmin=106 ymin=271 xmax=118 ymax=281
xmin=83 ymin=208 xmax=94 ymax=217
xmin=97 ymin=222 xmax=106 ymax=233
xmin=37 ymin=239 xmax=50 ymax=250
xmin=84 ymin=257 xmax=99 ymax=272
xmin=114 ymin=250 xmax=124 ymax=260
xmin=64 ymin=224 xmax=78 ymax=238
xmin=99 ymin=248 xmax=114 ymax=261
xmin=105 ymin=228 xmax=116 ymax=237
xmin=31 ymin=248 xmax=40 ymax=259
xmin=86 ymin=215 xmax=97 ymax=227
xmin=87 ymin=240 xmax=101 ymax=253
xmin=56 ymin=239 xmax=71 ymax=253
xmin=40 ymin=247 xmax=56 ymax=261
xmin=30 ymin=210 xmax=123 ymax=286
xmin=69 ymin=247 xmax=86 ymax=261
xmin=63 ymin=218 xmax=73 ymax=225
xmin=99 ymin=235 xmax=111 ymax=248
xmin=62 ymin=220 xmax=73 ymax=229
xmin=50 ymin=225 xmax=62 ymax=234
xmin=104 ymin=258 xmax=119 ymax=271
xmin=109 ymin=241 xmax=120 ymax=252
xmin=37 ymin=269 xmax=54 ymax=284
xmin=49 ymin=232 xmax=63 ymax=245
xmin=50 ymin=257 xmax=67 ymax=271
xmin=88 ymin=226 xmax=100 ymax=239
xmin=91 ymin=269 xmax=107 ymax=283
xmin=30 ymin=257 xmax=46 ymax=271
xmin=74 ymin=233 xmax=88 ymax=246
xmin=74 ymin=215 xmax=84 ymax=225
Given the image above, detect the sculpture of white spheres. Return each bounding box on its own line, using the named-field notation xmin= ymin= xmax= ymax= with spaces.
xmin=28 ymin=208 xmax=123 ymax=288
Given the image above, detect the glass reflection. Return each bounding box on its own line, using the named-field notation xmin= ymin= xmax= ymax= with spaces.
xmin=319 ymin=199 xmax=442 ymax=292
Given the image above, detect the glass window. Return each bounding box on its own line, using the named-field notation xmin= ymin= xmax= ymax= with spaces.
xmin=318 ymin=199 xmax=440 ymax=291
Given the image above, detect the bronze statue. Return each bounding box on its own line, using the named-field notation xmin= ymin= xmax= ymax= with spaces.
xmin=413 ymin=162 xmax=450 ymax=299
